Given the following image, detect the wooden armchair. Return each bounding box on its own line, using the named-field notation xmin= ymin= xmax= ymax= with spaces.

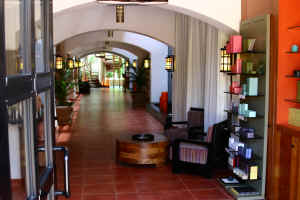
xmin=164 ymin=107 xmax=205 ymax=142
xmin=171 ymin=120 xmax=229 ymax=178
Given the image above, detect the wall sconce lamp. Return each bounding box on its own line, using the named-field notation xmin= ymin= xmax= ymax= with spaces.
xmin=132 ymin=60 xmax=137 ymax=68
xmin=220 ymin=47 xmax=231 ymax=72
xmin=144 ymin=58 xmax=151 ymax=69
xmin=116 ymin=5 xmax=124 ymax=23
xmin=67 ymin=57 xmax=74 ymax=69
xmin=75 ymin=58 xmax=81 ymax=68
xmin=125 ymin=61 xmax=129 ymax=68
xmin=113 ymin=56 xmax=120 ymax=63
xmin=55 ymin=55 xmax=63 ymax=70
xmin=165 ymin=55 xmax=175 ymax=72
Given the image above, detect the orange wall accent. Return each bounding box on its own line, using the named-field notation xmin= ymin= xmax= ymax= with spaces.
xmin=277 ymin=0 xmax=300 ymax=124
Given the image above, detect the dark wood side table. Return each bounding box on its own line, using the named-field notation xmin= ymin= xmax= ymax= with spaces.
xmin=116 ymin=133 xmax=169 ymax=166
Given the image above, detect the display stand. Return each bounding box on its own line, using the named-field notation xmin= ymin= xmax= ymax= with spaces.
xmin=219 ymin=15 xmax=270 ymax=200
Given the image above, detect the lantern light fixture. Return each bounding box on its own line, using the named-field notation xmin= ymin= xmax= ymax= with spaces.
xmin=132 ymin=60 xmax=137 ymax=68
xmin=113 ymin=56 xmax=120 ymax=63
xmin=125 ymin=61 xmax=129 ymax=68
xmin=220 ymin=46 xmax=231 ymax=72
xmin=144 ymin=58 xmax=150 ymax=69
xmin=75 ymin=58 xmax=81 ymax=68
xmin=165 ymin=55 xmax=175 ymax=72
xmin=116 ymin=5 xmax=124 ymax=23
xmin=108 ymin=30 xmax=114 ymax=38
xmin=55 ymin=55 xmax=63 ymax=70
xmin=67 ymin=57 xmax=74 ymax=69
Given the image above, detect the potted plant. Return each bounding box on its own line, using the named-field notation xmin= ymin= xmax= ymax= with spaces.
xmin=55 ymin=68 xmax=74 ymax=125
xmin=129 ymin=64 xmax=148 ymax=107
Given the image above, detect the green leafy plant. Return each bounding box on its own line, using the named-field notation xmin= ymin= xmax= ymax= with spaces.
xmin=55 ymin=68 xmax=74 ymax=106
xmin=106 ymin=71 xmax=114 ymax=78
xmin=129 ymin=64 xmax=147 ymax=92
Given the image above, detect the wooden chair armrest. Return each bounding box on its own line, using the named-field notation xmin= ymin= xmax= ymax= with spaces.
xmin=171 ymin=121 xmax=188 ymax=125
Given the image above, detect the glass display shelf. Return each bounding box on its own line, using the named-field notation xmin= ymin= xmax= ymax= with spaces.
xmin=286 ymin=51 xmax=300 ymax=54
xmin=232 ymin=134 xmax=264 ymax=142
xmin=225 ymin=110 xmax=264 ymax=120
xmin=288 ymin=26 xmax=300 ymax=31
xmin=224 ymin=92 xmax=265 ymax=98
xmin=286 ymin=75 xmax=300 ymax=78
xmin=220 ymin=71 xmax=264 ymax=77
xmin=238 ymin=51 xmax=266 ymax=54
xmin=285 ymin=99 xmax=300 ymax=104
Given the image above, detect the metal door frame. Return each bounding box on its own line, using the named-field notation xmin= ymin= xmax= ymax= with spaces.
xmin=0 ymin=0 xmax=56 ymax=199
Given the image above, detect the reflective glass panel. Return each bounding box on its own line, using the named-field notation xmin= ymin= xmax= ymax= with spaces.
xmin=36 ymin=92 xmax=48 ymax=177
xmin=34 ymin=0 xmax=45 ymax=73
xmin=8 ymin=101 xmax=26 ymax=200
xmin=5 ymin=0 xmax=24 ymax=75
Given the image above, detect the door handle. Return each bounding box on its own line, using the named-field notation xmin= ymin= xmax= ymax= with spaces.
xmin=53 ymin=146 xmax=70 ymax=198
xmin=37 ymin=146 xmax=70 ymax=198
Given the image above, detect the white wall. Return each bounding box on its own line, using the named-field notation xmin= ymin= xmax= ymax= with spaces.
xmin=62 ymin=32 xmax=149 ymax=60
xmin=53 ymin=0 xmax=240 ymax=36
xmin=54 ymin=4 xmax=176 ymax=46
xmin=120 ymin=32 xmax=169 ymax=103
xmin=166 ymin=0 xmax=241 ymax=32
xmin=110 ymin=48 xmax=137 ymax=62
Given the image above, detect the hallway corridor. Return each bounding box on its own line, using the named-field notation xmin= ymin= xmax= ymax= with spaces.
xmin=56 ymin=88 xmax=233 ymax=200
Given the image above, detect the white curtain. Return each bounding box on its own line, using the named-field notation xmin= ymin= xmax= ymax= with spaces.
xmin=203 ymin=25 xmax=219 ymax=130
xmin=172 ymin=14 xmax=230 ymax=130
xmin=172 ymin=14 xmax=189 ymax=121
xmin=186 ymin=18 xmax=206 ymax=110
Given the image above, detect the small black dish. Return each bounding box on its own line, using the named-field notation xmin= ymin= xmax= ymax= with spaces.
xmin=294 ymin=70 xmax=300 ymax=77
xmin=132 ymin=134 xmax=154 ymax=142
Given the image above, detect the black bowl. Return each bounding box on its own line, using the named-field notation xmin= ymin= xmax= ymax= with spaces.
xmin=132 ymin=134 xmax=154 ymax=142
xmin=294 ymin=70 xmax=300 ymax=77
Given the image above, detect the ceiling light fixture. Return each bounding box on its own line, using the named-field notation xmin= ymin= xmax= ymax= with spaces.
xmin=108 ymin=30 xmax=114 ymax=38
xmin=116 ymin=5 xmax=124 ymax=23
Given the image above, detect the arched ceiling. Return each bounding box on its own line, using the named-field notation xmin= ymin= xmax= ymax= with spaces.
xmin=62 ymin=32 xmax=150 ymax=59
xmin=53 ymin=2 xmax=240 ymax=46
xmin=80 ymin=50 xmax=131 ymax=61
xmin=53 ymin=0 xmax=241 ymax=34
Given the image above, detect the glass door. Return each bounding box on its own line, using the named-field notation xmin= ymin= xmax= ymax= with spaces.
xmin=0 ymin=0 xmax=69 ymax=200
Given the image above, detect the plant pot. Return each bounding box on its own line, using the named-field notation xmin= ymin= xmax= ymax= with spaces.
xmin=79 ymin=82 xmax=90 ymax=94
xmin=131 ymin=92 xmax=146 ymax=107
xmin=56 ymin=105 xmax=73 ymax=125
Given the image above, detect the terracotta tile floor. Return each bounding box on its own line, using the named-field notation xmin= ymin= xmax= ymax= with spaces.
xmin=55 ymin=88 xmax=233 ymax=200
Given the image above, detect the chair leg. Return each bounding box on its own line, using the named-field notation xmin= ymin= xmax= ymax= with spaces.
xmin=172 ymin=161 xmax=181 ymax=173
xmin=171 ymin=140 xmax=182 ymax=174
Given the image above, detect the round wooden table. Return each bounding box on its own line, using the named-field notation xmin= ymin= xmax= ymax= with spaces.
xmin=116 ymin=133 xmax=169 ymax=166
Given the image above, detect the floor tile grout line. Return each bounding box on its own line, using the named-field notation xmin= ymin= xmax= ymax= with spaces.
xmin=178 ymin=175 xmax=198 ymax=200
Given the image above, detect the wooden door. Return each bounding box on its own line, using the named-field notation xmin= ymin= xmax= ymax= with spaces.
xmin=269 ymin=125 xmax=300 ymax=200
